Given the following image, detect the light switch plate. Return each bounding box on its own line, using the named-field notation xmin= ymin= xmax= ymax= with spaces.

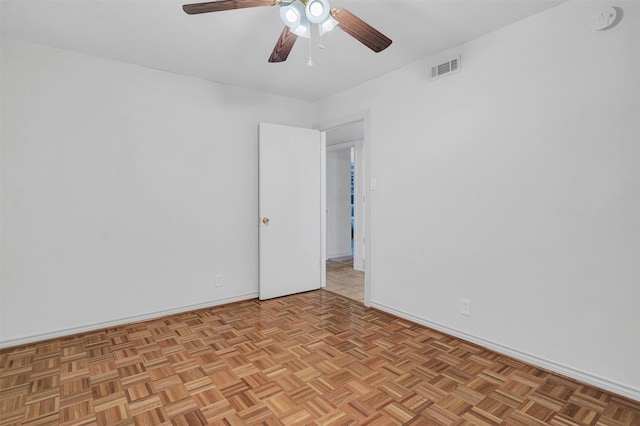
xmin=460 ymin=299 xmax=471 ymax=317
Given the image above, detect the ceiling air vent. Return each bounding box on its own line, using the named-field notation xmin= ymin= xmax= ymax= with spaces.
xmin=430 ymin=55 xmax=461 ymax=81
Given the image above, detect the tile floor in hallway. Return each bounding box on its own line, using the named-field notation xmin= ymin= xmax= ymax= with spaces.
xmin=325 ymin=256 xmax=364 ymax=303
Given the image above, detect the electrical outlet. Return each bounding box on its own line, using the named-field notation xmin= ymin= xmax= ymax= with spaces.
xmin=460 ymin=299 xmax=471 ymax=317
xmin=215 ymin=274 xmax=224 ymax=287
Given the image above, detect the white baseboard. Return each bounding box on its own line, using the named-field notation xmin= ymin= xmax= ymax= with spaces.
xmin=3 ymin=294 xmax=637 ymax=401
xmin=370 ymin=302 xmax=640 ymax=402
xmin=328 ymin=252 xmax=353 ymax=260
xmin=0 ymin=293 xmax=258 ymax=349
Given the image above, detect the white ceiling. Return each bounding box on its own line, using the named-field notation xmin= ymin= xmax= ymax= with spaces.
xmin=1 ymin=0 xmax=564 ymax=101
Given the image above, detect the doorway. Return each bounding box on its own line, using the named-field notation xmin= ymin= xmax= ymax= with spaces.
xmin=324 ymin=121 xmax=365 ymax=303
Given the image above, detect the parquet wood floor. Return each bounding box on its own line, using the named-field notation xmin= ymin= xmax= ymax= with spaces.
xmin=1 ymin=290 xmax=639 ymax=425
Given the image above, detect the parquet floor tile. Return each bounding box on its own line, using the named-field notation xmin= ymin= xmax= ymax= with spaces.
xmin=1 ymin=290 xmax=639 ymax=425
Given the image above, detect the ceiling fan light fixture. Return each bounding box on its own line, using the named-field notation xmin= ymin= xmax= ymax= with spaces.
xmin=291 ymin=19 xmax=311 ymax=38
xmin=318 ymin=15 xmax=338 ymax=36
xmin=284 ymin=8 xmax=298 ymax=23
xmin=279 ymin=1 xmax=310 ymax=38
xmin=280 ymin=1 xmax=303 ymax=26
xmin=310 ymin=2 xmax=323 ymax=16
xmin=305 ymin=0 xmax=330 ymax=24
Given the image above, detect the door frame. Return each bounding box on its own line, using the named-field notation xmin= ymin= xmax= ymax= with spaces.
xmin=315 ymin=110 xmax=371 ymax=307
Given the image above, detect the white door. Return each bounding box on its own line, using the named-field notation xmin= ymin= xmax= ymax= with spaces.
xmin=259 ymin=122 xmax=324 ymax=300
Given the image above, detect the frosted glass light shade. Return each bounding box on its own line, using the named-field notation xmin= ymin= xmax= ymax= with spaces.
xmin=318 ymin=15 xmax=338 ymax=36
xmin=305 ymin=0 xmax=330 ymax=24
xmin=291 ymin=19 xmax=310 ymax=38
xmin=279 ymin=1 xmax=311 ymax=38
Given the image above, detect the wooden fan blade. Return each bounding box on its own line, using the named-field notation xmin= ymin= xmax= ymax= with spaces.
xmin=183 ymin=0 xmax=275 ymax=15
xmin=268 ymin=27 xmax=298 ymax=63
xmin=331 ymin=8 xmax=392 ymax=53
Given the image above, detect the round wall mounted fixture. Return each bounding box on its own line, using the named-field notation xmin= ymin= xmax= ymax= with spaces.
xmin=589 ymin=7 xmax=619 ymax=31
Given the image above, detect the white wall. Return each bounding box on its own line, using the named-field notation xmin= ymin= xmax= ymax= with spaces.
xmin=326 ymin=147 xmax=352 ymax=258
xmin=315 ymin=1 xmax=640 ymax=399
xmin=2 ymin=0 xmax=639 ymax=401
xmin=0 ymin=38 xmax=314 ymax=345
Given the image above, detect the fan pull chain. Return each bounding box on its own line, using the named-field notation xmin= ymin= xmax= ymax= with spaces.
xmin=318 ymin=32 xmax=325 ymax=49
xmin=307 ymin=36 xmax=314 ymax=67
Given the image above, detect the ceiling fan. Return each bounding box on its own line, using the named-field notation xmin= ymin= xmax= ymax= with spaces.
xmin=183 ymin=0 xmax=392 ymax=63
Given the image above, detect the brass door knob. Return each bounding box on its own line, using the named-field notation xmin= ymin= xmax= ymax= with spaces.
xmin=262 ymin=217 xmax=270 ymax=224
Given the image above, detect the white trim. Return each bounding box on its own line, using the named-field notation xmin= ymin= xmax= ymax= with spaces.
xmin=370 ymin=302 xmax=640 ymax=402
xmin=362 ymin=112 xmax=371 ymax=307
xmin=327 ymin=141 xmax=355 ymax=151
xmin=0 ymin=293 xmax=258 ymax=349
xmin=320 ymin=132 xmax=327 ymax=289
xmin=353 ymin=139 xmax=364 ymax=272
xmin=327 ymin=251 xmax=354 ymax=260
